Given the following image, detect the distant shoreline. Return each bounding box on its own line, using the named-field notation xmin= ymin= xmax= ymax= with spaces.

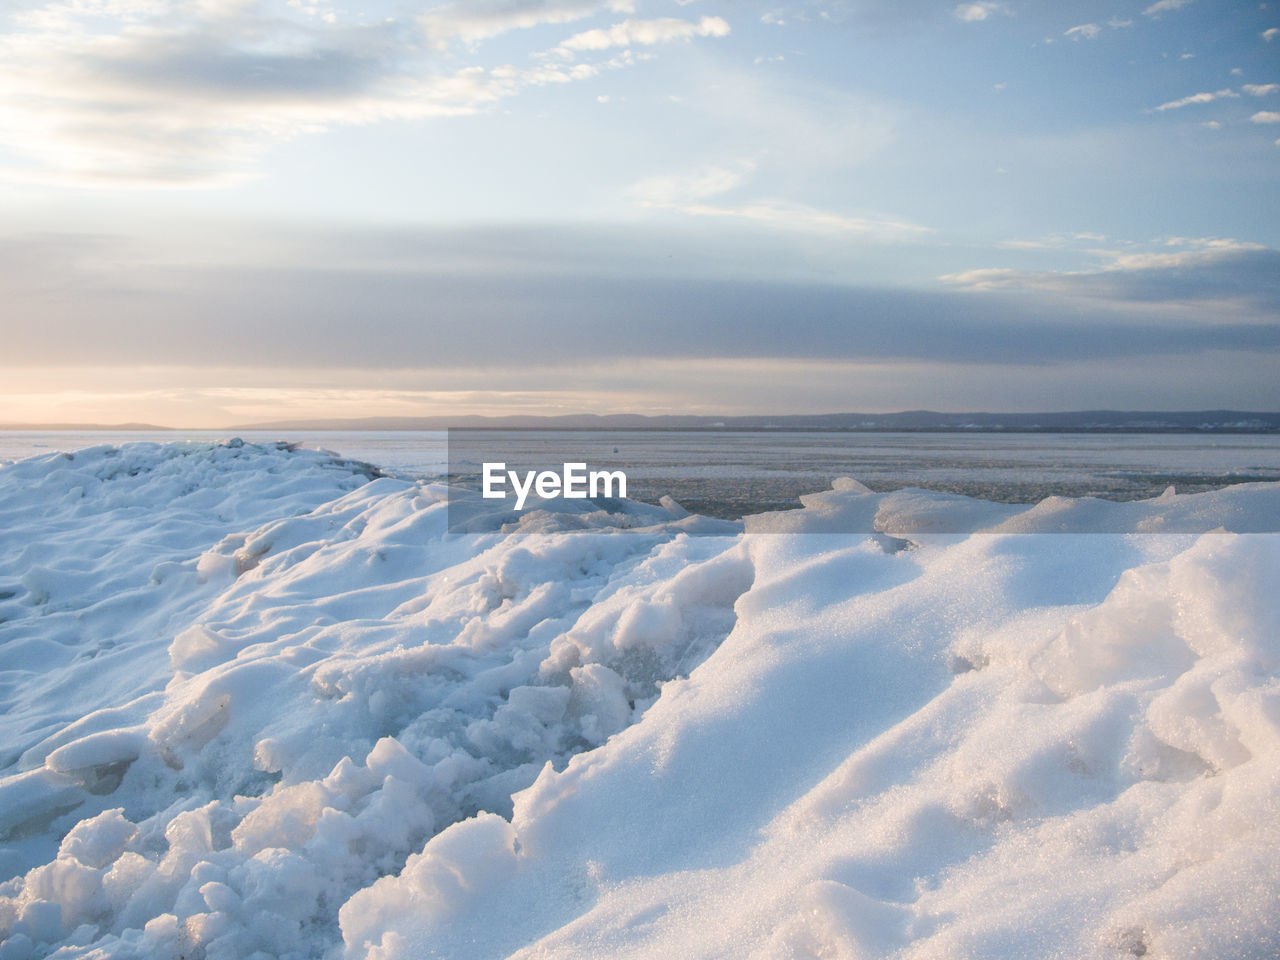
xmin=3 ymin=410 xmax=1279 ymax=434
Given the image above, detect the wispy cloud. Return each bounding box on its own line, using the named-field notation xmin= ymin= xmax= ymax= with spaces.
xmin=1252 ymin=111 xmax=1280 ymax=124
xmin=552 ymin=15 xmax=730 ymax=55
xmin=627 ymin=162 xmax=758 ymax=204
xmin=1263 ymin=28 xmax=1279 ymax=42
xmin=1143 ymin=0 xmax=1194 ymax=17
xmin=419 ymin=0 xmax=633 ymax=49
xmin=952 ymin=3 xmax=1006 ymax=23
xmin=1064 ymin=23 xmax=1101 ymax=41
xmin=940 ymin=238 xmax=1278 ymax=323
xmin=956 ymin=237 xmax=1266 ymax=277
xmin=996 ymin=232 xmax=1108 ymax=251
xmin=9 ymin=224 xmax=1271 ymax=375
xmin=1153 ymin=89 xmax=1240 ymax=111
xmin=642 ymin=198 xmax=933 ymax=238
xmin=0 ymin=0 xmax=727 ymax=186
xmin=627 ymin=161 xmax=929 ymax=238
xmin=1243 ymin=84 xmax=1279 ymax=96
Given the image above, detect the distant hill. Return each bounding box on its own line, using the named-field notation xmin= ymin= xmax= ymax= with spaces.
xmin=6 ymin=412 xmax=1277 ymax=433
xmin=231 ymin=411 xmax=1280 ymax=433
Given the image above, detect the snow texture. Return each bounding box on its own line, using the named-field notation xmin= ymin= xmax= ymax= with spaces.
xmin=0 ymin=440 xmax=1277 ymax=960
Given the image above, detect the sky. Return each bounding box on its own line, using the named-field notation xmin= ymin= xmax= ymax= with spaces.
xmin=0 ymin=0 xmax=1277 ymax=426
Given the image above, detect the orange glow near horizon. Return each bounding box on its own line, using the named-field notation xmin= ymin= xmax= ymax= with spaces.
xmin=3 ymin=353 xmax=1278 ymax=429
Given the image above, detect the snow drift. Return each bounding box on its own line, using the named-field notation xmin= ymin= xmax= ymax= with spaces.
xmin=0 ymin=440 xmax=1276 ymax=960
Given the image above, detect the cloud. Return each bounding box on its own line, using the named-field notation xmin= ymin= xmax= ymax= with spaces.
xmin=1143 ymin=0 xmax=1194 ymax=16
xmin=952 ymin=3 xmax=1006 ymax=23
xmin=1153 ymin=89 xmax=1239 ymax=111
xmin=940 ymin=240 xmax=1279 ymax=323
xmin=996 ymin=233 xmax=1108 ymax=251
xmin=11 ymin=223 xmax=1270 ymax=376
xmin=5 ymin=258 xmax=1271 ymax=371
xmin=419 ymin=0 xmax=633 ymax=49
xmin=1063 ymin=18 xmax=1135 ymax=39
xmin=553 ymin=15 xmax=729 ymax=54
xmin=1264 ymin=28 xmax=1279 ymax=42
xmin=1243 ymin=84 xmax=1279 ymax=96
xmin=1064 ymin=23 xmax=1101 ymax=41
xmin=639 ymin=198 xmax=933 ymax=238
xmin=1252 ymin=111 xmax=1280 ymax=123
xmin=0 ymin=0 xmax=728 ymax=185
xmin=626 ymin=152 xmax=927 ymax=240
xmin=627 ymin=162 xmax=757 ymax=204
xmin=0 ymin=11 xmax=435 ymax=183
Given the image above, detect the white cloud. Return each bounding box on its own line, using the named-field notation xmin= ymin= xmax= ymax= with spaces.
xmin=937 ymin=238 xmax=1278 ymax=332
xmin=1106 ymin=17 xmax=1134 ymax=28
xmin=1064 ymin=23 xmax=1101 ymax=41
xmin=1107 ymin=238 xmax=1266 ymax=271
xmin=1251 ymin=111 xmax=1280 ymax=123
xmin=996 ymin=232 xmax=1110 ymax=252
xmin=943 ymin=238 xmax=1269 ymax=293
xmin=627 ymin=157 xmax=929 ymax=238
xmin=1264 ymin=28 xmax=1280 ymax=42
xmin=1143 ymin=0 xmax=1194 ymax=17
xmin=627 ymin=161 xmax=757 ymax=204
xmin=1153 ymin=89 xmax=1240 ymax=111
xmin=554 ymin=16 xmax=729 ymax=55
xmin=420 ymin=0 xmax=634 ymax=50
xmin=952 ymin=3 xmax=1006 ymax=23
xmin=641 ymin=198 xmax=933 ymax=238
xmin=0 ymin=0 xmax=728 ymax=186
xmin=1243 ymin=84 xmax=1279 ymax=96
xmin=1202 ymin=120 xmax=1221 ymax=129
xmin=0 ymin=10 xmax=479 ymax=184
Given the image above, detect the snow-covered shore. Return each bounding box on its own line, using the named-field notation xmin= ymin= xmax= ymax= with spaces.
xmin=1 ymin=441 xmax=1277 ymax=959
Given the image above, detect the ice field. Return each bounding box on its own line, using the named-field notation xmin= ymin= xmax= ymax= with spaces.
xmin=1 ymin=439 xmax=1277 ymax=959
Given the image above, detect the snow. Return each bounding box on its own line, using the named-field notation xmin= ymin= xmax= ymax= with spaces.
xmin=1 ymin=439 xmax=1278 ymax=959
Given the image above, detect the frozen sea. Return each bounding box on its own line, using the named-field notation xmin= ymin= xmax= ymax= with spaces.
xmin=4 ymin=429 xmax=1279 ymax=516
xmin=1 ymin=435 xmax=1278 ymax=959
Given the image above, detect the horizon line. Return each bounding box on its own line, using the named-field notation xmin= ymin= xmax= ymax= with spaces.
xmin=3 ymin=409 xmax=1280 ymax=434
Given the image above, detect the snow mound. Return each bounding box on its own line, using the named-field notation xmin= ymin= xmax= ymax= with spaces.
xmin=0 ymin=445 xmax=1277 ymax=960
xmin=0 ymin=442 xmax=749 ymax=959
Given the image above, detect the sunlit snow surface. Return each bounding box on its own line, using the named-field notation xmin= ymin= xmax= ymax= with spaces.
xmin=1 ymin=441 xmax=1277 ymax=960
